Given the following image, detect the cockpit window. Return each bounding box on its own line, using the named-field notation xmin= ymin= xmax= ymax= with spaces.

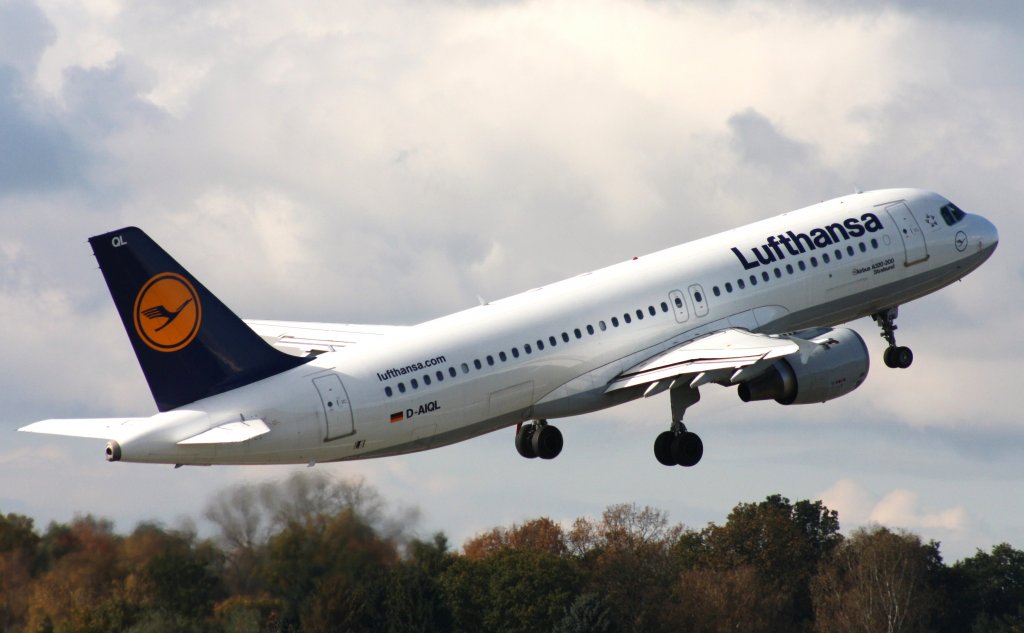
xmin=940 ymin=203 xmax=966 ymax=226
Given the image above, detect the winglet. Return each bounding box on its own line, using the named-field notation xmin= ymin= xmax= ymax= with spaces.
xmin=89 ymin=228 xmax=310 ymax=411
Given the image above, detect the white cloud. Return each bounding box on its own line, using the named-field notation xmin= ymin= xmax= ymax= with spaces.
xmin=818 ymin=479 xmax=969 ymax=535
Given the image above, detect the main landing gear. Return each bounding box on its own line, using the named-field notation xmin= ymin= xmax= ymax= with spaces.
xmin=872 ymin=307 xmax=913 ymax=369
xmin=515 ymin=420 xmax=563 ymax=460
xmin=654 ymin=385 xmax=704 ymax=467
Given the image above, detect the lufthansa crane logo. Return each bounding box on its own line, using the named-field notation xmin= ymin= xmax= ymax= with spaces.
xmin=133 ymin=273 xmax=201 ymax=352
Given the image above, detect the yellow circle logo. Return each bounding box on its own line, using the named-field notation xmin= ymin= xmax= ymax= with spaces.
xmin=133 ymin=273 xmax=202 ymax=352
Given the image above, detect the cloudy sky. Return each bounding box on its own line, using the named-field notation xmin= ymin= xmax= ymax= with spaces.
xmin=2 ymin=0 xmax=1022 ymax=560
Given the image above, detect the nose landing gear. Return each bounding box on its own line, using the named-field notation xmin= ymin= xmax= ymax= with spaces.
xmin=872 ymin=307 xmax=913 ymax=369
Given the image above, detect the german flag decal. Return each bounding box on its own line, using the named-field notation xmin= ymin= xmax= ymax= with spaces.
xmin=389 ymin=411 xmax=404 ymax=423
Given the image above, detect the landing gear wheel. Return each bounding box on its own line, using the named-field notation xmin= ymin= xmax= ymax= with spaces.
xmin=883 ymin=345 xmax=913 ymax=369
xmin=893 ymin=346 xmax=913 ymax=368
xmin=531 ymin=424 xmax=563 ymax=460
xmin=672 ymin=432 xmax=703 ymax=467
xmin=654 ymin=431 xmax=676 ymax=466
xmin=515 ymin=424 xmax=537 ymax=459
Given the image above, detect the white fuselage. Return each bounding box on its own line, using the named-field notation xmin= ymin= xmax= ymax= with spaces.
xmin=115 ymin=189 xmax=998 ymax=464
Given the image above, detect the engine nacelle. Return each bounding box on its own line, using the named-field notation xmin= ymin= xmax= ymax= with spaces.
xmin=737 ymin=327 xmax=869 ymax=405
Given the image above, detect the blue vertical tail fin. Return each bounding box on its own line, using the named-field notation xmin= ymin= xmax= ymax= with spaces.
xmin=89 ymin=227 xmax=310 ymax=411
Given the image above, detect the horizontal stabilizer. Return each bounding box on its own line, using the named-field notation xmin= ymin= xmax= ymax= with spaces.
xmin=177 ymin=419 xmax=270 ymax=445
xmin=245 ymin=320 xmax=408 ymax=355
xmin=18 ymin=418 xmax=144 ymax=440
xmin=606 ymin=328 xmax=799 ymax=392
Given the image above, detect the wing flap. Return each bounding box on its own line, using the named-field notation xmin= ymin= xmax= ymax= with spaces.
xmin=177 ymin=419 xmax=270 ymax=445
xmin=606 ymin=329 xmax=799 ymax=392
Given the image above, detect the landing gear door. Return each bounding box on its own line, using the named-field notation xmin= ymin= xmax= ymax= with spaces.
xmin=886 ymin=202 xmax=929 ymax=266
xmin=313 ymin=375 xmax=354 ymax=441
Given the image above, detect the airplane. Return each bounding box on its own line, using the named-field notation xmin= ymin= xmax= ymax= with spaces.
xmin=20 ymin=188 xmax=998 ymax=467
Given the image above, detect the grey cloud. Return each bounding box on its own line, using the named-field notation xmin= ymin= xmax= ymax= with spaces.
xmin=62 ymin=57 xmax=165 ymax=138
xmin=0 ymin=0 xmax=85 ymax=192
xmin=0 ymin=0 xmax=55 ymax=75
xmin=0 ymin=67 xmax=84 ymax=192
xmin=728 ymin=108 xmax=811 ymax=170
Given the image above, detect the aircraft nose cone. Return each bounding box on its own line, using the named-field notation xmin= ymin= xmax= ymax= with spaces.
xmin=976 ymin=215 xmax=999 ymax=254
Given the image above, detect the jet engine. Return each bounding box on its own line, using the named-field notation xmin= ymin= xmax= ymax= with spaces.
xmin=737 ymin=327 xmax=869 ymax=405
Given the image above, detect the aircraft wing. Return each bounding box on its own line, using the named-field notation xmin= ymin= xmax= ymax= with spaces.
xmin=606 ymin=328 xmax=803 ymax=393
xmin=245 ymin=319 xmax=408 ymax=355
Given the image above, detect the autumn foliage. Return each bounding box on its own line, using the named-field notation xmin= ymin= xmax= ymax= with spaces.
xmin=1 ymin=474 xmax=1022 ymax=633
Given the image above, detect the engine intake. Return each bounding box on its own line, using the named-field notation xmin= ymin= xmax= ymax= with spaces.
xmin=737 ymin=327 xmax=869 ymax=405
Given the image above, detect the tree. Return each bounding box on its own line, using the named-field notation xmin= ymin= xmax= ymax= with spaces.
xmin=0 ymin=512 xmax=40 ymax=633
xmin=24 ymin=516 xmax=137 ymax=633
xmin=952 ymin=543 xmax=1024 ymax=631
xmin=568 ymin=503 xmax=684 ymax=632
xmin=692 ymin=495 xmax=842 ymax=628
xmin=812 ymin=526 xmax=939 ymax=633
xmin=555 ymin=592 xmax=614 ymax=633
xmin=442 ymin=547 xmax=581 ymax=633
xmin=664 ymin=566 xmax=789 ymax=633
xmin=463 ymin=517 xmax=566 ymax=560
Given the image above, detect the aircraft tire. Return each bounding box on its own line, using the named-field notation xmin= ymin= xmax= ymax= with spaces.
xmin=895 ymin=346 xmax=914 ymax=369
xmin=673 ymin=432 xmax=703 ymax=467
xmin=654 ymin=431 xmax=676 ymax=466
xmin=515 ymin=424 xmax=537 ymax=458
xmin=532 ymin=425 xmax=563 ymax=460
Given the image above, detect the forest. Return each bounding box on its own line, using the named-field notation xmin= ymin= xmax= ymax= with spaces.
xmin=1 ymin=471 xmax=1022 ymax=633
